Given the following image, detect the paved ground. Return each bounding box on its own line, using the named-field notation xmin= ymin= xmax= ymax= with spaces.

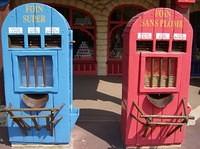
xmin=0 ymin=76 xmax=200 ymax=149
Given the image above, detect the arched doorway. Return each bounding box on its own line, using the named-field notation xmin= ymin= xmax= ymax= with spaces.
xmin=190 ymin=11 xmax=200 ymax=77
xmin=54 ymin=6 xmax=97 ymax=75
xmin=107 ymin=5 xmax=145 ymax=75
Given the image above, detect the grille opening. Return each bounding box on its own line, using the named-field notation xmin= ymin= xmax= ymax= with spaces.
xmin=45 ymin=35 xmax=61 ymax=48
xmin=18 ymin=56 xmax=53 ymax=87
xmin=137 ymin=41 xmax=153 ymax=51
xmin=148 ymin=94 xmax=171 ymax=99
xmin=172 ymin=41 xmax=186 ymax=52
xmin=28 ymin=35 xmax=41 ymax=48
xmin=144 ymin=57 xmax=177 ymax=87
xmin=8 ymin=35 xmax=24 ymax=48
xmin=22 ymin=94 xmax=48 ymax=108
xmin=156 ymin=41 xmax=169 ymax=52
xmin=147 ymin=94 xmax=173 ymax=108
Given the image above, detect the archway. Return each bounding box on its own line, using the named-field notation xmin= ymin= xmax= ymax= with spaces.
xmin=107 ymin=5 xmax=145 ymax=75
xmin=54 ymin=6 xmax=97 ymax=75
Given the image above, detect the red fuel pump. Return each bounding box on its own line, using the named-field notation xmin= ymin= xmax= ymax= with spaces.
xmin=121 ymin=8 xmax=194 ymax=148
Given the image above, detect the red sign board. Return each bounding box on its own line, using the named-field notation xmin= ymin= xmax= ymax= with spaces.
xmin=121 ymin=8 xmax=193 ymax=148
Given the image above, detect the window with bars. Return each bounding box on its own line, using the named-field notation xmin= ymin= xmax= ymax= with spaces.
xmin=28 ymin=35 xmax=41 ymax=48
xmin=18 ymin=56 xmax=53 ymax=87
xmin=54 ymin=6 xmax=96 ymax=59
xmin=137 ymin=41 xmax=153 ymax=51
xmin=108 ymin=5 xmax=145 ymax=59
xmin=8 ymin=35 xmax=24 ymax=48
xmin=144 ymin=57 xmax=177 ymax=88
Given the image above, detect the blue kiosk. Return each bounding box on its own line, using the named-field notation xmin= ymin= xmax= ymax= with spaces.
xmin=1 ymin=3 xmax=79 ymax=144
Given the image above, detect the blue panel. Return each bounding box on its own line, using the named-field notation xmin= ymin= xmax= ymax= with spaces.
xmin=1 ymin=3 xmax=79 ymax=144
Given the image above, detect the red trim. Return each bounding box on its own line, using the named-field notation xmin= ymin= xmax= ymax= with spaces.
xmin=74 ymin=59 xmax=97 ymax=75
xmin=107 ymin=4 xmax=146 ymax=75
xmin=48 ymin=4 xmax=97 ymax=75
xmin=139 ymin=53 xmax=182 ymax=93
xmin=107 ymin=59 xmax=122 ymax=76
xmin=78 ymin=28 xmax=95 ymax=41
xmin=177 ymin=0 xmax=195 ymax=4
xmin=109 ymin=24 xmax=125 ymax=41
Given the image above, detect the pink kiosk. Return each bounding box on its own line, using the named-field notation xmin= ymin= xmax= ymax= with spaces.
xmin=121 ymin=8 xmax=194 ymax=148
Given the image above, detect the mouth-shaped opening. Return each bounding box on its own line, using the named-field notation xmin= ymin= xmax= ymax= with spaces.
xmin=146 ymin=94 xmax=173 ymax=108
xmin=22 ymin=94 xmax=48 ymax=108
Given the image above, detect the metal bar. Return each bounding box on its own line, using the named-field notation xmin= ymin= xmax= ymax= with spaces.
xmin=33 ymin=56 xmax=38 ymax=87
xmin=8 ymin=111 xmax=30 ymax=128
xmin=12 ymin=115 xmax=50 ymax=119
xmin=148 ymin=121 xmax=185 ymax=126
xmin=181 ymin=99 xmax=195 ymax=120
xmin=31 ymin=117 xmax=40 ymax=130
xmin=7 ymin=111 xmax=23 ymax=127
xmin=50 ymin=111 xmax=54 ymax=136
xmin=132 ymin=101 xmax=145 ymax=116
xmin=52 ymin=116 xmax=63 ymax=126
xmin=143 ymin=125 xmax=150 ymax=137
xmin=166 ymin=125 xmax=182 ymax=137
xmin=52 ymin=103 xmax=65 ymax=117
xmin=130 ymin=113 xmax=146 ymax=125
xmin=131 ymin=100 xmax=152 ymax=124
xmin=168 ymin=58 xmax=171 ymax=87
xmin=166 ymin=120 xmax=186 ymax=137
xmin=0 ymin=107 xmax=60 ymax=112
xmin=7 ymin=111 xmax=29 ymax=135
xmin=12 ymin=118 xmax=30 ymax=132
xmin=141 ymin=115 xmax=188 ymax=119
xmin=25 ymin=57 xmax=29 ymax=87
xmin=46 ymin=117 xmax=50 ymax=130
xmin=151 ymin=58 xmax=154 ymax=87
xmin=159 ymin=58 xmax=162 ymax=87
xmin=42 ymin=56 xmax=46 ymax=87
xmin=181 ymin=98 xmax=187 ymax=116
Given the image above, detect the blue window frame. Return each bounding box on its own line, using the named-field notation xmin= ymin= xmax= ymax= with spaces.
xmin=12 ymin=51 xmax=58 ymax=93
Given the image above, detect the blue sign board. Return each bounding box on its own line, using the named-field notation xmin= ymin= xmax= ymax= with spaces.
xmin=1 ymin=3 xmax=79 ymax=144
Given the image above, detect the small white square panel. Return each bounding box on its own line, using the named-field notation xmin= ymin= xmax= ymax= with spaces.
xmin=156 ymin=33 xmax=170 ymax=40
xmin=45 ymin=27 xmax=60 ymax=34
xmin=8 ymin=27 xmax=23 ymax=34
xmin=28 ymin=27 xmax=40 ymax=34
xmin=173 ymin=33 xmax=186 ymax=40
xmin=137 ymin=33 xmax=152 ymax=40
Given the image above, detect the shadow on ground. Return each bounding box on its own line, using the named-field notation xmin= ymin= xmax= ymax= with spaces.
xmin=0 ymin=127 xmax=11 ymax=149
xmin=74 ymin=76 xmax=122 ymax=105
xmin=75 ymin=109 xmax=123 ymax=149
xmin=190 ymin=78 xmax=200 ymax=87
xmin=73 ymin=76 xmax=124 ymax=149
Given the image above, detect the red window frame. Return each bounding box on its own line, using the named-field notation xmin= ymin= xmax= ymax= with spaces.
xmin=49 ymin=4 xmax=97 ymax=75
xmin=140 ymin=53 xmax=182 ymax=93
xmin=107 ymin=5 xmax=145 ymax=75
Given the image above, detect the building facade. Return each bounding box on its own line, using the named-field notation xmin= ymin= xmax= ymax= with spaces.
xmin=1 ymin=0 xmax=200 ymax=76
xmin=3 ymin=0 xmax=160 ymax=76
